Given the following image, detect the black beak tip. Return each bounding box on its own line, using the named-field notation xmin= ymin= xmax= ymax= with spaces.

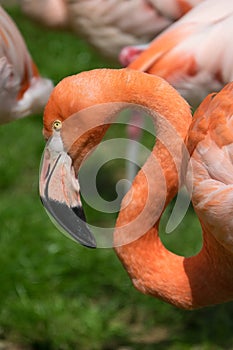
xmin=40 ymin=196 xmax=97 ymax=249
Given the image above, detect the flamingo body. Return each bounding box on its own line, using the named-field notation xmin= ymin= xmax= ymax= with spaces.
xmin=0 ymin=6 xmax=53 ymax=123
xmin=186 ymin=85 xmax=233 ymax=253
xmin=40 ymin=68 xmax=233 ymax=309
xmin=21 ymin=0 xmax=202 ymax=60
xmin=121 ymin=0 xmax=233 ymax=105
xmin=68 ymin=0 xmax=205 ymax=60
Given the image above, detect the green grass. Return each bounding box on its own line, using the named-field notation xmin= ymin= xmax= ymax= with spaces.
xmin=0 ymin=5 xmax=233 ymax=350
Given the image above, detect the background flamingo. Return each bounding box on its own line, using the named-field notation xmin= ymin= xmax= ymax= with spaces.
xmin=19 ymin=0 xmax=203 ymax=61
xmin=40 ymin=68 xmax=233 ymax=309
xmin=120 ymin=0 xmax=233 ymax=106
xmin=0 ymin=5 xmax=53 ymax=123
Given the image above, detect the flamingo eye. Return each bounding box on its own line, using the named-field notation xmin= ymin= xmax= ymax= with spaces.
xmin=52 ymin=120 xmax=62 ymax=131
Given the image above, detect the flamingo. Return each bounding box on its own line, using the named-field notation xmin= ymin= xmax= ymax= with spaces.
xmin=39 ymin=68 xmax=233 ymax=309
xmin=0 ymin=6 xmax=53 ymax=123
xmin=120 ymin=0 xmax=233 ymax=106
xmin=20 ymin=0 xmax=203 ymax=61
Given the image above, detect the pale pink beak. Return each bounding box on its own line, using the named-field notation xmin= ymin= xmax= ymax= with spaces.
xmin=39 ymin=130 xmax=96 ymax=248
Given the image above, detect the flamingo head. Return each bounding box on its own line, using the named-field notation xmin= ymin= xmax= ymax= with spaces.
xmin=39 ymin=77 xmax=103 ymax=249
xmin=39 ymin=72 xmax=122 ymax=249
xmin=39 ymin=118 xmax=97 ymax=248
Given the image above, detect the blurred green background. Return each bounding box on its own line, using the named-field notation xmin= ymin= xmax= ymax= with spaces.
xmin=0 ymin=5 xmax=233 ymax=350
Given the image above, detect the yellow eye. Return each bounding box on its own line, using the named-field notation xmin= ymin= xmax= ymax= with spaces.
xmin=52 ymin=120 xmax=62 ymax=131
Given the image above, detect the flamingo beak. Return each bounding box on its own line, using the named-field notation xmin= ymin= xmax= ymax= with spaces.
xmin=39 ymin=130 xmax=96 ymax=249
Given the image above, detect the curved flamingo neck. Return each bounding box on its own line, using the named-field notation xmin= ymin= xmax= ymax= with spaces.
xmin=115 ymin=220 xmax=233 ymax=309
